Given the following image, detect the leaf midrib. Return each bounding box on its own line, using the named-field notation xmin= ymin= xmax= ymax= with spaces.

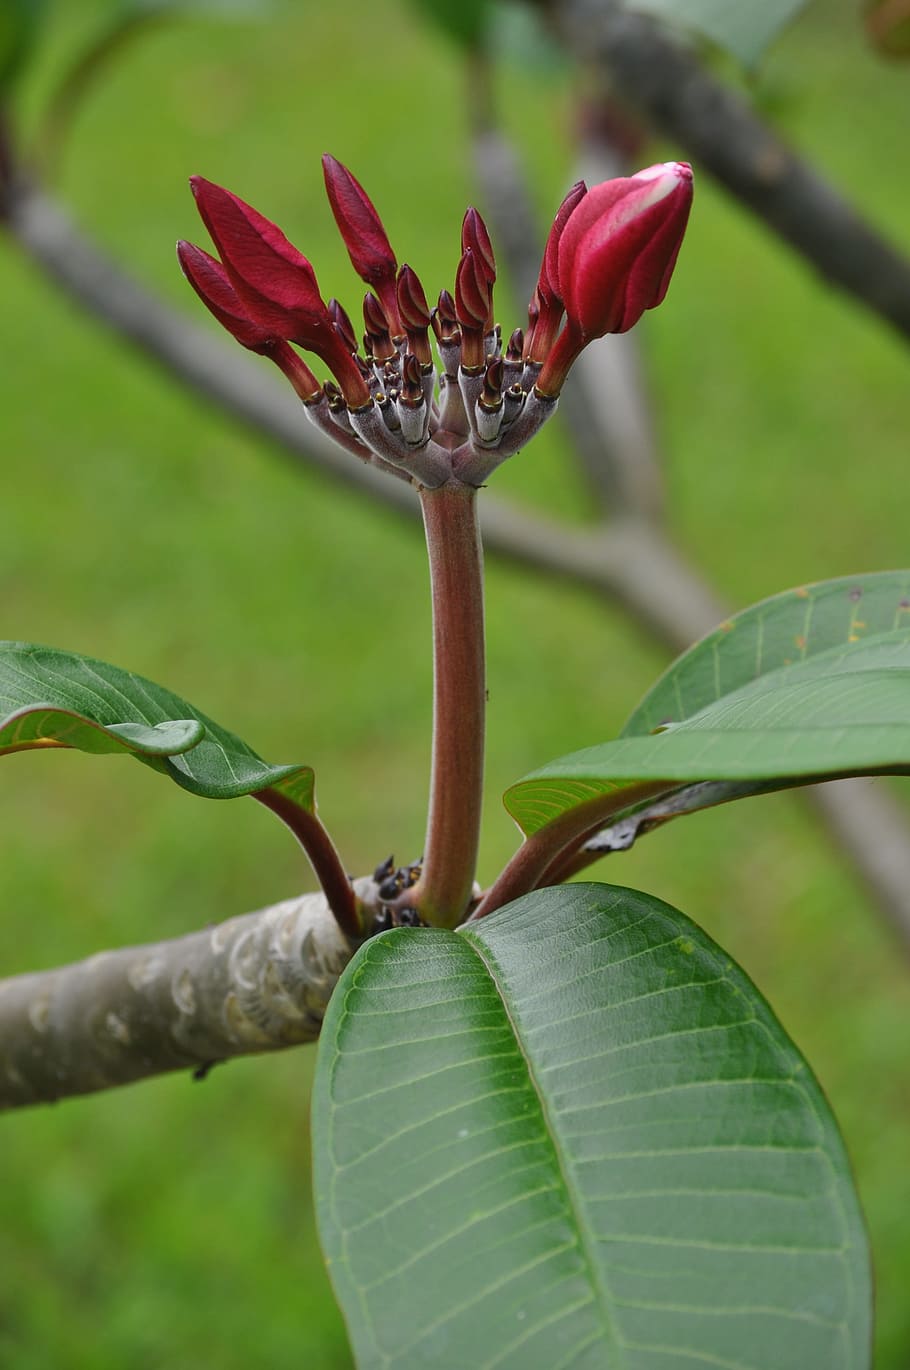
xmin=460 ymin=929 xmax=625 ymax=1367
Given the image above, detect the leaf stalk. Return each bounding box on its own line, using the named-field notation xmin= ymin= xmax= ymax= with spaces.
xmin=253 ymin=788 xmax=363 ymax=939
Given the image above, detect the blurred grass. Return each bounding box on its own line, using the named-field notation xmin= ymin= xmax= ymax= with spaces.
xmin=0 ymin=0 xmax=908 ymax=1364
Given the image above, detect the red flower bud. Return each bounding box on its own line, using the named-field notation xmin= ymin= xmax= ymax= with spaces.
xmin=461 ymin=208 xmax=495 ymax=334
xmin=322 ymin=153 xmax=401 ymax=333
xmin=176 ymin=241 xmax=322 ymax=401
xmin=455 ymin=248 xmax=492 ymax=369
xmin=189 ymin=177 xmax=330 ymax=339
xmin=480 ymin=356 xmax=504 ymax=410
xmin=557 ymin=161 xmax=693 ymax=339
xmin=539 ymin=179 xmax=586 ymax=308
xmin=461 ymin=208 xmax=496 ymax=286
xmin=188 ymin=176 xmax=369 ymax=407
xmin=525 ymin=180 xmax=587 ymax=363
xmin=454 ymin=249 xmax=491 ymax=333
xmin=432 ymin=289 xmax=458 ymax=343
xmin=396 ymin=265 xmax=433 ymax=366
xmin=396 ymin=264 xmax=431 ymax=333
xmin=399 ymin=352 xmax=423 ymax=405
xmin=177 ymin=241 xmax=276 ymax=353
xmin=328 ymin=298 xmax=358 ymax=355
xmin=363 ymin=290 xmax=390 ymax=336
xmin=362 ymin=291 xmax=397 ymax=363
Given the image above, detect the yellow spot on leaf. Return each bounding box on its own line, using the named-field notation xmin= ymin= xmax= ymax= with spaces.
xmin=794 ymin=586 xmax=809 ymax=598
xmin=794 ymin=635 xmax=807 ymax=650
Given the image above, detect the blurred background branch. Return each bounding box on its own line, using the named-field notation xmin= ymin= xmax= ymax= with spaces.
xmin=553 ymin=0 xmax=910 ymax=343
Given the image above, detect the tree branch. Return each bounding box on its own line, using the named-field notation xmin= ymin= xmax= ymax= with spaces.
xmin=554 ymin=0 xmax=910 ymax=344
xmin=0 ymin=884 xmax=371 ymax=1111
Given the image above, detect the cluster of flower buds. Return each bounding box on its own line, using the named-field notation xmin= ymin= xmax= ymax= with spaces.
xmin=178 ymin=155 xmax=692 ymax=489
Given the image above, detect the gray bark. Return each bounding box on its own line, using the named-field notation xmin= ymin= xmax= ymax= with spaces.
xmin=0 ymin=887 xmax=359 ymax=1110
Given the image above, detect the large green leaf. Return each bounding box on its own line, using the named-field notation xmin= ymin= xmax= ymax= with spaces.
xmin=622 ymin=0 xmax=808 ymax=66
xmin=0 ymin=642 xmax=314 ymax=809
xmin=624 ymin=571 xmax=910 ymax=738
xmin=313 ymin=882 xmax=871 ymax=1368
xmin=506 ymin=574 xmax=910 ymax=837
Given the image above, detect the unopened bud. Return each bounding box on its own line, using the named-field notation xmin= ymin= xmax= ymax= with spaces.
xmin=328 ymin=298 xmax=358 ymax=355
xmin=399 ymin=352 xmax=424 ymax=406
xmin=506 ymin=328 xmax=524 ymax=362
xmin=462 ymin=207 xmax=496 ymax=335
xmin=363 ymin=291 xmax=396 ymax=362
xmin=461 ymin=207 xmax=496 ymax=281
xmin=480 ymin=357 xmax=504 ymax=411
xmin=559 ymin=161 xmax=693 ymax=340
xmin=431 ymin=288 xmax=459 ymax=343
xmin=455 ymin=249 xmax=490 ymax=369
xmin=322 ymin=153 xmax=401 ymax=332
xmin=396 ymin=265 xmax=433 ymax=366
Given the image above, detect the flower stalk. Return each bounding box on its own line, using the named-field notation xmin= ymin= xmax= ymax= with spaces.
xmin=409 ymin=482 xmax=486 ymax=927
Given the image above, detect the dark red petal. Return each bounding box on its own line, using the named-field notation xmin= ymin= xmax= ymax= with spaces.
xmin=363 ymin=291 xmax=390 ymax=336
xmin=189 ymin=175 xmax=334 ymax=351
xmin=177 ymin=240 xmax=275 ymax=352
xmin=328 ymin=298 xmax=358 ymax=355
xmin=461 ymin=207 xmax=496 ymax=284
xmin=558 ymin=164 xmax=692 ymax=339
xmin=539 ymin=179 xmax=586 ymax=306
xmin=454 ymin=248 xmax=490 ymax=331
xmin=436 ymin=289 xmax=457 ymax=328
xmin=615 ymin=203 xmax=692 ymax=330
xmin=396 ymin=264 xmax=431 ymax=331
xmin=555 ymin=175 xmax=639 ymax=315
xmin=506 ymin=327 xmax=524 ymax=361
xmin=322 ymin=153 xmax=397 ymax=287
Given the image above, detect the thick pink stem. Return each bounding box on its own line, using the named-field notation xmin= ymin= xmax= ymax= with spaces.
xmin=411 ymin=483 xmax=486 ymax=927
xmin=472 ymin=779 xmax=671 ymax=920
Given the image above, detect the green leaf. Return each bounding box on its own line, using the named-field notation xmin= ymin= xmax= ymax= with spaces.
xmin=506 ymin=573 xmax=910 ymax=837
xmin=622 ymin=0 xmax=808 ymax=66
xmin=0 ymin=642 xmax=314 ymax=810
xmin=313 ymin=882 xmax=871 ymax=1369
xmin=624 ymin=571 xmax=910 ymax=738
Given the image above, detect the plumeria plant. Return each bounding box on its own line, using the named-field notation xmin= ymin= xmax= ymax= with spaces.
xmin=3 ymin=150 xmax=903 ymax=1367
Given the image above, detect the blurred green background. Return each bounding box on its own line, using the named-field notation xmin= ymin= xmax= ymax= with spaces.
xmin=0 ymin=0 xmax=908 ymax=1365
